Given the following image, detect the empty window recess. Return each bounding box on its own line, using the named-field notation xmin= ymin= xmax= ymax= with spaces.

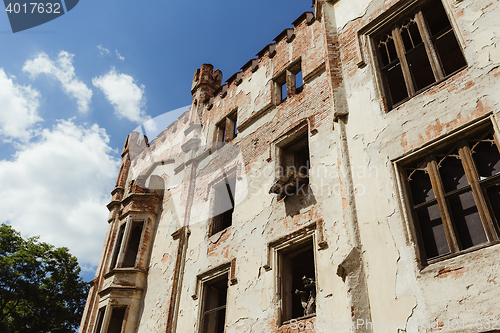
xmin=211 ymin=176 xmax=236 ymax=235
xmin=216 ymin=112 xmax=237 ymax=147
xmin=93 ymin=308 xmax=105 ymax=333
xmin=279 ymin=240 xmax=316 ymax=323
xmin=106 ymin=307 xmax=126 ymax=333
xmin=109 ymin=220 xmax=144 ymax=270
xmin=375 ymin=0 xmax=466 ymax=109
xmin=200 ymin=274 xmax=228 ymax=333
xmin=270 ymin=132 xmax=310 ymax=199
xmin=122 ymin=221 xmax=144 ymax=268
xmin=274 ymin=60 xmax=303 ymax=105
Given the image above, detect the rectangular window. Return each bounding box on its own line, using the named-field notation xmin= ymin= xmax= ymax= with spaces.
xmin=110 ymin=223 xmax=126 ymax=269
xmin=279 ymin=239 xmax=316 ymax=323
xmin=375 ymin=0 xmax=466 ymax=109
xmin=93 ymin=308 xmax=105 ymax=333
xmin=273 ymin=60 xmax=303 ymax=105
xmin=211 ymin=176 xmax=236 ymax=235
xmin=109 ymin=220 xmax=145 ymax=270
xmin=280 ymin=132 xmax=310 ymax=177
xmin=200 ymin=274 xmax=228 ymax=333
xmin=122 ymin=221 xmax=144 ymax=268
xmin=106 ymin=307 xmax=126 ymax=333
xmin=270 ymin=132 xmax=310 ymax=199
xmin=404 ymin=126 xmax=500 ymax=263
xmin=216 ymin=112 xmax=237 ymax=146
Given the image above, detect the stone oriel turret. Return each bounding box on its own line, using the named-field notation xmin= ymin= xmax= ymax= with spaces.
xmin=191 ymin=64 xmax=222 ymax=120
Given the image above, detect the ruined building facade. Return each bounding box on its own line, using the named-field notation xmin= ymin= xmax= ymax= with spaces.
xmin=79 ymin=0 xmax=500 ymax=332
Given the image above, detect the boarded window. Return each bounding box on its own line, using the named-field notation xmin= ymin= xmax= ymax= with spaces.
xmin=270 ymin=132 xmax=310 ymax=199
xmin=375 ymin=0 xmax=466 ymax=109
xmin=405 ymin=127 xmax=500 ymax=263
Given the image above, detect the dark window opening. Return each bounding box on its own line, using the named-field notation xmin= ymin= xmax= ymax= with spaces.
xmin=270 ymin=132 xmax=310 ymax=199
xmin=280 ymin=240 xmax=316 ymax=323
xmin=280 ymin=133 xmax=310 ymax=177
xmin=201 ymin=274 xmax=228 ymax=333
xmin=94 ymin=308 xmax=105 ymax=333
xmin=405 ymin=127 xmax=500 ymax=263
xmin=211 ymin=176 xmax=236 ymax=235
xmin=375 ymin=0 xmax=466 ymax=109
xmin=122 ymin=221 xmax=144 ymax=268
xmin=106 ymin=307 xmax=126 ymax=333
xmin=110 ymin=223 xmax=126 ymax=269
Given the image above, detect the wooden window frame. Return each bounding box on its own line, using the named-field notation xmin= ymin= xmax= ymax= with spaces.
xmin=197 ymin=271 xmax=229 ymax=333
xmin=372 ymin=0 xmax=467 ymax=110
xmin=400 ymin=121 xmax=500 ymax=265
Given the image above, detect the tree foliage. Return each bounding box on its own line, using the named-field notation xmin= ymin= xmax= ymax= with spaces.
xmin=0 ymin=223 xmax=90 ymax=332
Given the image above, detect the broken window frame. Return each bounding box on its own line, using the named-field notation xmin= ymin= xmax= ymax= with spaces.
xmin=270 ymin=129 xmax=310 ymax=199
xmin=373 ymin=0 xmax=467 ymax=110
xmin=199 ymin=273 xmax=229 ymax=333
xmin=277 ymin=237 xmax=317 ymax=325
xmin=273 ymin=59 xmax=304 ymax=105
xmin=109 ymin=218 xmax=146 ymax=271
xmin=210 ymin=175 xmax=236 ymax=236
xmin=402 ymin=123 xmax=500 ymax=264
xmin=215 ymin=111 xmax=237 ymax=148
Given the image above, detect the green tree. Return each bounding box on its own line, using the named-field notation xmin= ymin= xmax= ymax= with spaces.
xmin=0 ymin=223 xmax=90 ymax=333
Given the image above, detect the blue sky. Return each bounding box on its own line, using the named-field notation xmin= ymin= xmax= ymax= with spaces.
xmin=0 ymin=0 xmax=313 ymax=281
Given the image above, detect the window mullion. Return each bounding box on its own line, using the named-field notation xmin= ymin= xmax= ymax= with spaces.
xmin=414 ymin=10 xmax=445 ymax=80
xmin=457 ymin=142 xmax=499 ymax=241
xmin=427 ymin=159 xmax=459 ymax=252
xmin=392 ymin=26 xmax=416 ymax=96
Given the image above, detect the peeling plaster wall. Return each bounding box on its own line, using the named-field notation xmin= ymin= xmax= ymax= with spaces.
xmin=325 ymin=0 xmax=500 ymax=332
xmin=80 ymin=1 xmax=500 ymax=333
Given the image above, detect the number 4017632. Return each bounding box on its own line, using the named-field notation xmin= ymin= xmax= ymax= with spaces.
xmin=5 ymin=2 xmax=61 ymax=14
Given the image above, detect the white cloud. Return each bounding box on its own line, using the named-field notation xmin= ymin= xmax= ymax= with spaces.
xmin=115 ymin=50 xmax=125 ymax=61
xmin=92 ymin=68 xmax=149 ymax=123
xmin=97 ymin=45 xmax=111 ymax=57
xmin=0 ymin=68 xmax=41 ymax=141
xmin=23 ymin=51 xmax=93 ymax=114
xmin=0 ymin=119 xmax=120 ymax=266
